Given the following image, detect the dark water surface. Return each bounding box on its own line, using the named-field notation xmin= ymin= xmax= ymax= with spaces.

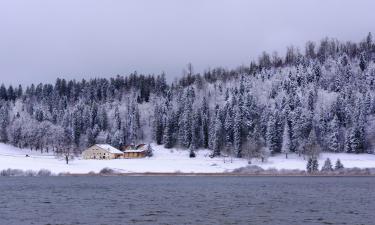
xmin=0 ymin=176 xmax=374 ymax=225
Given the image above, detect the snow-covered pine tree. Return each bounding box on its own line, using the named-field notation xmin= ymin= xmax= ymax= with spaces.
xmin=212 ymin=108 xmax=223 ymax=157
xmin=146 ymin=143 xmax=153 ymax=157
xmin=98 ymin=107 xmax=108 ymax=131
xmin=163 ymin=111 xmax=176 ymax=148
xmin=233 ymin=105 xmax=242 ymax=158
xmin=321 ymin=158 xmax=333 ymax=172
xmin=306 ymin=157 xmax=312 ymax=173
xmin=311 ymin=157 xmax=319 ymax=172
xmin=281 ymin=122 xmax=291 ymax=158
xmin=191 ymin=109 xmax=202 ymax=150
xmin=0 ymin=104 xmax=9 ymax=143
xmin=266 ymin=110 xmax=278 ymax=154
xmin=86 ymin=128 xmax=95 ymax=147
xmin=224 ymin=106 xmax=233 ymax=152
xmin=114 ymin=106 xmax=121 ymax=130
xmin=328 ymin=115 xmax=340 ymax=152
xmin=201 ymin=97 xmax=210 ymax=149
xmin=128 ymin=100 xmax=141 ymax=144
xmin=111 ymin=129 xmax=124 ymax=149
xmin=335 ymin=159 xmax=344 ymax=170
xmin=189 ymin=144 xmax=196 ymax=158
xmin=305 ymin=129 xmax=321 ymax=158
xmin=153 ymin=104 xmax=164 ymax=145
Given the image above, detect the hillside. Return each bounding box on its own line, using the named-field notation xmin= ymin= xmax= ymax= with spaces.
xmin=0 ymin=33 xmax=375 ymax=163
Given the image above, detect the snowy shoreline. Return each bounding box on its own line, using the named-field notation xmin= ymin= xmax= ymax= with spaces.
xmin=2 ymin=169 xmax=375 ymax=177
xmin=1 ymin=143 xmax=375 ymax=175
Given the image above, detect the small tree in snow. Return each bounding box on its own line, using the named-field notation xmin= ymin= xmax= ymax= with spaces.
xmin=189 ymin=144 xmax=196 ymax=158
xmin=307 ymin=157 xmax=319 ymax=173
xmin=259 ymin=146 xmax=270 ymax=163
xmin=321 ymin=158 xmax=333 ymax=172
xmin=146 ymin=143 xmax=153 ymax=157
xmin=306 ymin=158 xmax=312 ymax=173
xmin=335 ymin=159 xmax=344 ymax=170
xmin=312 ymin=158 xmax=319 ymax=172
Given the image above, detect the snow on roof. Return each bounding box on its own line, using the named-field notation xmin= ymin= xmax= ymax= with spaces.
xmin=124 ymin=149 xmax=146 ymax=153
xmin=96 ymin=144 xmax=123 ymax=154
xmin=123 ymin=143 xmax=147 ymax=152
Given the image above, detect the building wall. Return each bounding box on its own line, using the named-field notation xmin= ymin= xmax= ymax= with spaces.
xmin=82 ymin=146 xmax=118 ymax=160
xmin=124 ymin=152 xmax=146 ymax=158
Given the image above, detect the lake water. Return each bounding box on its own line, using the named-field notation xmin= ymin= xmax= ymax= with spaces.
xmin=0 ymin=176 xmax=374 ymax=225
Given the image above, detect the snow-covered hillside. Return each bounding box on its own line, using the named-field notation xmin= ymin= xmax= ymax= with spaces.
xmin=1 ymin=143 xmax=375 ymax=174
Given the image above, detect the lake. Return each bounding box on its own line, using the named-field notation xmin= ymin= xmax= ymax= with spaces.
xmin=0 ymin=176 xmax=374 ymax=225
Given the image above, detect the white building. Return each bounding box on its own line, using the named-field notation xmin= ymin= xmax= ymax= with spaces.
xmin=82 ymin=144 xmax=123 ymax=160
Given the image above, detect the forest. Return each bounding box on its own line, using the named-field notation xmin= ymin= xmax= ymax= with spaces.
xmin=0 ymin=33 xmax=374 ymax=161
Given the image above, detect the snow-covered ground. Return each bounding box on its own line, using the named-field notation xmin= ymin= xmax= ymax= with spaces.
xmin=0 ymin=143 xmax=375 ymax=174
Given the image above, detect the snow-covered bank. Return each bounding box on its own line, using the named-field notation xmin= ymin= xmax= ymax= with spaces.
xmin=0 ymin=143 xmax=375 ymax=174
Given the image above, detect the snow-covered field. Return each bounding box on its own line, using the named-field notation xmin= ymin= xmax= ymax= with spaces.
xmin=0 ymin=143 xmax=375 ymax=174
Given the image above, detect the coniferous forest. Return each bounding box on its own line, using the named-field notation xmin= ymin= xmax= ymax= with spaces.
xmin=0 ymin=33 xmax=375 ymax=160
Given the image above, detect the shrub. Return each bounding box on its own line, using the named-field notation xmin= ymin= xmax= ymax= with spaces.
xmin=25 ymin=170 xmax=37 ymax=177
xmin=0 ymin=169 xmax=24 ymax=176
xmin=37 ymin=169 xmax=52 ymax=176
xmin=99 ymin=167 xmax=115 ymax=175
xmin=232 ymin=165 xmax=264 ymax=174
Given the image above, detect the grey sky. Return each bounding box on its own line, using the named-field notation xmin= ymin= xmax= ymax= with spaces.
xmin=0 ymin=0 xmax=374 ymax=85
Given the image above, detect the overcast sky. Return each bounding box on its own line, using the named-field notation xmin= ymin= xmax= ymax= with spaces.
xmin=0 ymin=0 xmax=374 ymax=85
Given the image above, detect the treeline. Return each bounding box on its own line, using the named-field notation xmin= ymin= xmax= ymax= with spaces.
xmin=0 ymin=33 xmax=374 ymax=160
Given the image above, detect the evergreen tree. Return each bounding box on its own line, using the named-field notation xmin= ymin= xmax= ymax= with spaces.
xmin=266 ymin=111 xmax=278 ymax=154
xmin=128 ymin=100 xmax=141 ymax=144
xmin=0 ymin=85 xmax=8 ymax=100
xmin=328 ymin=115 xmax=340 ymax=152
xmin=201 ymin=97 xmax=210 ymax=148
xmin=335 ymin=159 xmax=344 ymax=170
xmin=164 ymin=111 xmax=176 ymax=149
xmin=114 ymin=106 xmax=121 ymax=130
xmin=212 ymin=110 xmax=223 ymax=157
xmin=321 ymin=158 xmax=333 ymax=172
xmin=233 ymin=105 xmax=242 ymax=157
xmin=224 ymin=108 xmax=233 ymax=151
xmin=189 ymin=144 xmax=196 ymax=158
xmin=0 ymin=105 xmax=9 ymax=142
xmin=307 ymin=157 xmax=318 ymax=173
xmin=86 ymin=128 xmax=96 ymax=147
xmin=191 ymin=110 xmax=202 ymax=149
xmin=312 ymin=158 xmax=319 ymax=173
xmin=146 ymin=143 xmax=153 ymax=157
xmin=259 ymin=146 xmax=270 ymax=163
xmin=359 ymin=53 xmax=367 ymax=71
xmin=111 ymin=129 xmax=124 ymax=149
xmin=305 ymin=129 xmax=321 ymax=158
xmin=306 ymin=158 xmax=312 ymax=173
xmin=98 ymin=107 xmax=108 ymax=131
xmin=281 ymin=122 xmax=291 ymax=158
xmin=153 ymin=104 xmax=164 ymax=145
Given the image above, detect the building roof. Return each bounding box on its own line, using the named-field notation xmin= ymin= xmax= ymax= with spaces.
xmin=124 ymin=149 xmax=146 ymax=153
xmin=96 ymin=144 xmax=123 ymax=154
xmin=122 ymin=143 xmax=147 ymax=151
xmin=136 ymin=144 xmax=146 ymax=150
xmin=123 ymin=145 xmax=136 ymax=151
